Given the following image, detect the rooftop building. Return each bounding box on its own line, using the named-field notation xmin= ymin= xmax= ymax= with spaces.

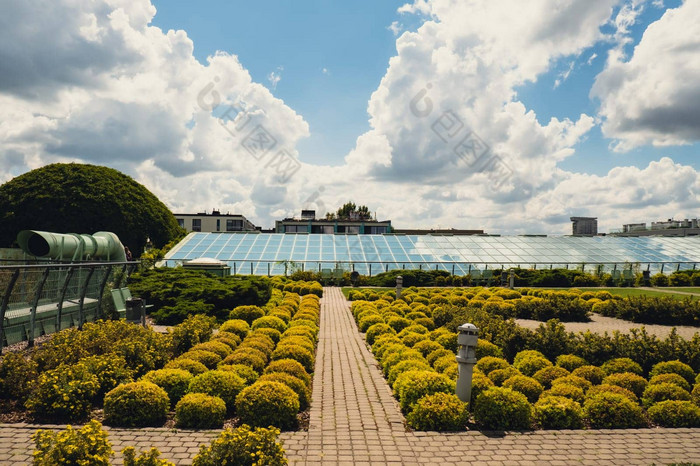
xmin=570 ymin=217 xmax=598 ymax=236
xmin=174 ymin=210 xmax=257 ymax=233
xmin=614 ymin=218 xmax=700 ymax=237
xmin=275 ymin=210 xmax=392 ymax=234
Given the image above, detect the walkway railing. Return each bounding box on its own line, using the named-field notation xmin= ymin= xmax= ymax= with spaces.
xmin=0 ymin=261 xmax=136 ymax=349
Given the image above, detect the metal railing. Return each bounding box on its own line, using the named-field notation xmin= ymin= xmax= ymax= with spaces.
xmin=0 ymin=261 xmax=136 ymax=349
xmin=160 ymin=259 xmax=699 ymax=277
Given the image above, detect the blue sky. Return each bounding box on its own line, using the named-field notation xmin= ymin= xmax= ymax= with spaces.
xmin=1 ymin=0 xmax=699 ymax=233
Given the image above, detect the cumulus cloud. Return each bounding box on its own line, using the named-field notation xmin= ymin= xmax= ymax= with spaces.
xmin=593 ymin=0 xmax=700 ymax=151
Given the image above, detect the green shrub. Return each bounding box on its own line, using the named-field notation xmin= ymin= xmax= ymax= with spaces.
xmin=271 ymin=345 xmax=315 ymax=374
xmin=365 ymin=323 xmax=396 ymax=345
xmin=177 ymin=350 xmax=221 ymax=369
xmin=175 ymin=393 xmax=227 ymax=429
xmin=0 ymin=352 xmax=38 ymax=401
xmin=240 ymin=334 xmax=277 ymax=356
xmin=188 ymin=370 xmax=246 ymax=413
xmin=647 ymin=400 xmax=700 ymax=427
xmin=32 ymin=420 xmax=113 ymax=466
xmin=650 ymin=273 xmax=669 ymax=287
xmin=533 ymin=366 xmax=570 ymax=389
xmin=541 ymin=384 xmax=585 ymax=405
xmin=435 ymin=333 xmax=458 ymax=352
xmin=476 ymin=340 xmax=504 ymax=359
xmin=252 ymin=327 xmax=281 ymax=344
xmin=426 ymin=348 xmax=453 ymax=366
xmin=514 ymin=356 xmax=552 ymax=377
xmin=401 ymin=332 xmax=427 ymax=348
xmin=649 ymin=373 xmax=692 ymax=392
xmin=191 ymin=341 xmax=233 ymax=359
xmin=141 ymin=369 xmax=193 ymax=406
xmin=257 ymin=373 xmax=310 ymax=410
xmin=79 ymin=354 xmax=134 ymax=400
xmin=122 ymin=446 xmax=174 ymax=466
xmin=222 ymin=351 xmax=266 ymax=374
xmin=230 ymin=305 xmax=265 ymax=325
xmin=218 ymin=364 xmax=259 ymax=385
xmin=471 ymin=373 xmax=495 ymax=404
xmin=25 ymin=363 xmax=99 ymax=422
xmin=433 ymin=355 xmax=458 ymax=374
xmin=533 ymin=395 xmax=583 ymax=429
xmin=191 ymin=425 xmax=287 ymax=466
xmin=513 ymin=350 xmax=547 ymax=365
xmin=164 ymin=358 xmax=208 ymax=375
xmin=583 ymin=393 xmax=646 ymax=428
xmin=571 ymin=365 xmax=606 ymax=385
xmin=601 ymin=357 xmax=643 ymax=375
xmin=394 ymin=370 xmax=456 ymax=412
xmin=693 ymin=384 xmax=700 ymax=407
xmin=413 ymin=340 xmax=443 ymax=358
xmin=587 ymin=384 xmax=638 ymax=403
xmin=603 ymin=372 xmax=648 ymax=398
xmin=276 ymin=336 xmax=314 ymax=354
xmin=649 ymin=360 xmax=696 ymax=386
xmin=264 ymin=359 xmax=311 ymax=387
xmin=641 ymin=382 xmax=691 ymax=407
xmin=219 ymin=319 xmax=251 ymax=340
xmin=473 ymin=387 xmax=532 ymax=430
xmin=476 ymin=357 xmax=510 ymax=375
xmin=252 ymin=316 xmax=288 ymax=334
xmin=103 ymin=381 xmax=169 ymax=427
xmin=169 ymin=314 xmax=216 ymax=356
xmin=488 ymin=367 xmax=522 ymax=386
xmin=503 ymin=375 xmax=544 ymax=403
xmin=235 ymin=381 xmax=300 ymax=430
xmin=551 ymin=375 xmax=592 ymax=393
xmin=358 ymin=314 xmax=384 ymax=332
xmin=388 ymin=359 xmax=432 ymax=386
xmin=406 ymin=392 xmax=469 ymax=431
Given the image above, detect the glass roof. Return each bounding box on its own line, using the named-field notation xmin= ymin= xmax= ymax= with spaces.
xmin=162 ymin=233 xmax=700 ymax=276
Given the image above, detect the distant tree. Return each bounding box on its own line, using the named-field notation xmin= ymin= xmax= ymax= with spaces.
xmin=0 ymin=163 xmax=184 ymax=255
xmin=336 ymin=202 xmax=372 ymax=220
xmin=325 ymin=212 xmax=336 ymax=220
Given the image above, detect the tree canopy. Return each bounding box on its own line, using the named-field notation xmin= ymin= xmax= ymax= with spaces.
xmin=0 ymin=163 xmax=183 ymax=255
xmin=334 ymin=202 xmax=372 ymax=220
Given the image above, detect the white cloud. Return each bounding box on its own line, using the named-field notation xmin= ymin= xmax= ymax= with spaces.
xmin=267 ymin=66 xmax=283 ymax=90
xmin=592 ymin=0 xmax=700 ymax=151
xmin=388 ymin=21 xmax=402 ymax=37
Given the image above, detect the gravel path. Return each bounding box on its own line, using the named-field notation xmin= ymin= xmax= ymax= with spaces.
xmin=516 ymin=313 xmax=700 ymax=339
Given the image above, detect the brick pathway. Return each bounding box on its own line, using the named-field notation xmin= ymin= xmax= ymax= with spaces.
xmin=2 ymin=287 xmax=700 ymax=465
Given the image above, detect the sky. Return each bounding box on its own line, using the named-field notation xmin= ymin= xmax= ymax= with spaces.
xmin=1 ymin=0 xmax=699 ymax=235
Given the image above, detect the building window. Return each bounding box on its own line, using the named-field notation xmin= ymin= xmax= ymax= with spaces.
xmin=311 ymin=225 xmax=334 ymax=234
xmin=227 ymin=219 xmax=243 ymax=231
xmin=192 ymin=219 xmax=201 ymax=232
xmin=285 ymin=225 xmax=307 ymax=233
xmin=367 ymin=226 xmax=386 ymax=234
xmin=216 ymin=219 xmax=220 ymax=232
xmin=177 ymin=219 xmax=185 ymax=228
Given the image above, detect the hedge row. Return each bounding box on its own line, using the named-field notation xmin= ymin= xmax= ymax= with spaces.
xmin=270 ymin=277 xmax=323 ymax=297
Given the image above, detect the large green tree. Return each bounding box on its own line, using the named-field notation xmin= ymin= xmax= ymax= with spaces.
xmin=0 ymin=163 xmax=183 ymax=255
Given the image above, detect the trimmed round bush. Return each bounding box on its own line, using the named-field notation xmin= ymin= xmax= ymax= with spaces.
xmin=103 ymin=381 xmax=169 ymax=427
xmin=271 ymin=345 xmax=315 ymax=374
xmin=25 ymin=363 xmax=98 ymax=422
xmin=583 ymin=393 xmax=646 ymax=429
xmin=251 ymin=316 xmax=287 ymax=334
xmin=648 ymin=400 xmax=700 ymax=427
xmin=191 ymin=341 xmax=233 ymax=359
xmin=641 ymin=382 xmax=691 ymax=408
xmin=551 ymin=375 xmax=592 ymax=393
xmin=603 ymin=372 xmax=648 ymax=398
xmin=541 ymin=384 xmax=585 ymax=405
xmin=649 ymin=373 xmax=692 ymax=392
xmin=358 ymin=314 xmax=384 ymax=332
xmin=252 ymin=327 xmax=282 ymax=344
xmin=388 ymin=359 xmax=432 ymax=386
xmin=264 ymin=359 xmax=311 ymax=387
xmin=555 ymin=354 xmax=587 ymax=372
xmin=601 ymin=358 xmax=642 ymax=376
xmin=476 ymin=340 xmax=503 ymax=359
xmin=210 ymin=333 xmax=241 ymax=350
xmin=257 ymin=373 xmax=310 ymax=410
xmin=488 ymin=367 xmax=522 ymax=386
xmin=571 ymin=365 xmax=606 ymax=385
xmin=471 ymin=373 xmax=495 ymax=404
xmin=141 ymin=369 xmax=193 ymax=406
xmin=533 ymin=366 xmax=570 ymax=389
xmin=476 ymin=357 xmax=510 ymax=375
xmin=406 ymin=392 xmax=469 ymax=431
xmin=178 ymin=350 xmax=221 ymax=369
xmin=217 ymin=364 xmax=260 ymax=385
xmin=394 ymin=370 xmax=456 ymax=412
xmin=229 ymin=305 xmax=265 ymax=325
xmin=533 ymin=395 xmax=583 ymax=429
xmin=426 ymin=348 xmax=453 ymax=366
xmin=365 ymin=323 xmax=396 ymax=345
xmin=473 ymin=387 xmax=532 ymax=430
xmin=222 ymin=351 xmax=266 ymax=374
xmin=401 ymin=332 xmax=427 ymax=348
xmin=413 ymin=340 xmax=443 ymax=358
xmin=587 ymin=384 xmax=638 ymax=403
xmin=386 ymin=316 xmax=411 ymax=332
xmin=235 ymin=381 xmax=300 ymax=430
xmin=175 ymin=393 xmax=226 ymax=429
xmin=503 ymin=375 xmax=544 ymax=403
xmin=514 ymin=356 xmax=552 ymax=377
xmin=434 ymin=333 xmax=457 ymax=352
xmin=219 ymin=320 xmax=250 ymax=340
xmin=240 ymin=334 xmax=276 ymax=355
xmin=276 ymin=336 xmax=314 ymax=353
xmin=693 ymin=384 xmax=700 ymax=406
xmin=514 ymin=350 xmax=546 ymax=365
xmin=164 ymin=358 xmax=208 ymax=376
xmin=649 ymin=360 xmax=696 ymax=386
xmin=188 ymin=370 xmax=246 ymax=413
